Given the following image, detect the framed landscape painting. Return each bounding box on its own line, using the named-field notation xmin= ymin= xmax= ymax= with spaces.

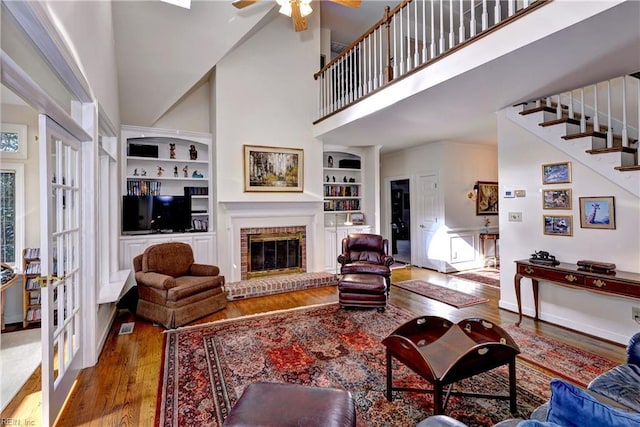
xmin=542 ymin=161 xmax=572 ymax=184
xmin=244 ymin=145 xmax=303 ymax=192
xmin=543 ymin=215 xmax=573 ymax=236
xmin=579 ymin=196 xmax=615 ymax=229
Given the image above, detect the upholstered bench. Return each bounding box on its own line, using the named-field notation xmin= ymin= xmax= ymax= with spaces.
xmin=338 ymin=273 xmax=387 ymax=311
xmin=223 ymin=382 xmax=356 ymax=427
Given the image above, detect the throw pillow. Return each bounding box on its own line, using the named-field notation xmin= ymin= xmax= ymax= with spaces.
xmin=546 ymin=379 xmax=640 ymax=427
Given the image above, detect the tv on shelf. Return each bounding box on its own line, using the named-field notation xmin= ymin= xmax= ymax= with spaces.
xmin=122 ymin=195 xmax=192 ymax=234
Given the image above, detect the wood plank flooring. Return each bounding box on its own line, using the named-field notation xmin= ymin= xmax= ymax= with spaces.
xmin=1 ymin=267 xmax=627 ymax=426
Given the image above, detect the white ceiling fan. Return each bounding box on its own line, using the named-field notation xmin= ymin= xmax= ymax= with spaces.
xmin=232 ymin=0 xmax=362 ymax=32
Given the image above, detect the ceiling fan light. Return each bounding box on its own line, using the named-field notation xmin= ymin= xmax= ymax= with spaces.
xmin=279 ymin=2 xmax=292 ymax=17
xmin=300 ymin=2 xmax=312 ymax=17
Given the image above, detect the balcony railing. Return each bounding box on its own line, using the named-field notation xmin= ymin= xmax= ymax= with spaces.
xmin=314 ymin=0 xmax=548 ymax=123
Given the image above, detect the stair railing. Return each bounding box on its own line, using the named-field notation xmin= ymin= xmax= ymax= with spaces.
xmin=314 ymin=0 xmax=547 ymax=123
xmin=550 ymin=75 xmax=640 ymax=148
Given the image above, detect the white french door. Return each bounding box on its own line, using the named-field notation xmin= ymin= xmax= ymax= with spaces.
xmin=39 ymin=115 xmax=84 ymax=426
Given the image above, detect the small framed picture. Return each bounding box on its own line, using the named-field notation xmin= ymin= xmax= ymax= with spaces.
xmin=543 ymin=214 xmax=573 ymax=236
xmin=542 ymin=188 xmax=572 ymax=210
xmin=351 ymin=212 xmax=365 ymax=225
xmin=579 ymin=196 xmax=615 ymax=229
xmin=475 ymin=181 xmax=499 ymax=215
xmin=542 ymin=161 xmax=572 ymax=184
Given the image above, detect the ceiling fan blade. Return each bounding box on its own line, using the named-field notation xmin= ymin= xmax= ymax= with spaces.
xmin=329 ymin=0 xmax=362 ymax=8
xmin=232 ymin=0 xmax=261 ymax=9
xmin=291 ymin=2 xmax=308 ymax=32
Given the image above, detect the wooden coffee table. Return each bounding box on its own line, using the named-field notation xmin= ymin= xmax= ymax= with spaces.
xmin=382 ymin=315 xmax=520 ymax=415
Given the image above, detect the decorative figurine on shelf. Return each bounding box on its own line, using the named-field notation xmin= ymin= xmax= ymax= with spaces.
xmin=183 ymin=165 xmax=189 ymax=177
xmin=332 ymin=176 xmax=336 ymax=182
xmin=140 ymin=169 xmax=147 ymax=177
xmin=173 ymin=166 xmax=178 ymax=177
xmin=157 ymin=166 xmax=165 ymax=177
xmin=189 ymin=144 xmax=198 ymax=160
xmin=326 ymin=175 xmax=330 ymax=182
xmin=343 ymin=176 xmax=348 ymax=182
xmin=169 ymin=143 xmax=176 ymax=159
xmin=327 ymin=155 xmax=334 ymax=168
xmin=133 ymin=168 xmax=139 ymax=176
xmin=349 ymin=177 xmax=355 ymax=183
xmin=192 ymin=170 xmax=204 ymax=178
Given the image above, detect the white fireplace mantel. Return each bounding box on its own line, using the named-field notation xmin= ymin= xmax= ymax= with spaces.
xmin=219 ymin=201 xmax=323 ymax=282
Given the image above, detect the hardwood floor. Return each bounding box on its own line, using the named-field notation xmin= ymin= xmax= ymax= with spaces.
xmin=1 ymin=267 xmax=627 ymax=426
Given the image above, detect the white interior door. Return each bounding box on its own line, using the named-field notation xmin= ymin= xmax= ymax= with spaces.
xmin=39 ymin=115 xmax=84 ymax=426
xmin=415 ymin=173 xmax=440 ymax=271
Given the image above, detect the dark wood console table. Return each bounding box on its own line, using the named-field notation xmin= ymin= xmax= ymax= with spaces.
xmin=514 ymin=259 xmax=640 ymax=326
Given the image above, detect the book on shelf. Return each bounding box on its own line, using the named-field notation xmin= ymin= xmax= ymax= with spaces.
xmin=25 ymin=262 xmax=41 ymax=275
xmin=26 ymin=307 xmax=41 ymax=322
xmin=127 ymin=180 xmax=161 ymax=196
xmin=24 ymin=247 xmax=40 ymax=259
xmin=25 ymin=278 xmax=41 ymax=290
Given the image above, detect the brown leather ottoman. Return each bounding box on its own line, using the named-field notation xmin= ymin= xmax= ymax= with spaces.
xmin=223 ymin=382 xmax=356 ymax=427
xmin=338 ymin=273 xmax=387 ymax=311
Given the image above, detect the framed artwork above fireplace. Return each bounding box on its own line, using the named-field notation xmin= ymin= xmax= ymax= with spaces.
xmin=244 ymin=145 xmax=304 ymax=192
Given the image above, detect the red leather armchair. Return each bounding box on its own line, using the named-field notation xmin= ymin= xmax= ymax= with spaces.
xmin=134 ymin=242 xmax=227 ymax=328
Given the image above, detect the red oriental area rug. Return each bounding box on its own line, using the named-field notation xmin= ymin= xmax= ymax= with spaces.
xmin=157 ymin=303 xmax=550 ymax=427
xmin=392 ymin=280 xmax=489 ymax=308
xmin=501 ymin=324 xmax=619 ymax=388
xmin=454 ymin=268 xmax=501 ymax=288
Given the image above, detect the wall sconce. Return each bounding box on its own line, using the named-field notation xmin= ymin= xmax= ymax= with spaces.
xmin=467 ymin=183 xmax=479 ymax=201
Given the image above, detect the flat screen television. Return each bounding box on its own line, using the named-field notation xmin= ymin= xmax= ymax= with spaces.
xmin=122 ymin=195 xmax=192 ymax=234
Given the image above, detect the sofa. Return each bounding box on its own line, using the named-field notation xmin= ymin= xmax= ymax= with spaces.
xmin=417 ymin=332 xmax=640 ymax=427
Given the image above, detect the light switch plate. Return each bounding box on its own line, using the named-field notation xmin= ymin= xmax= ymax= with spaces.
xmin=515 ymin=190 xmax=526 ymax=197
xmin=508 ymin=212 xmax=522 ymax=222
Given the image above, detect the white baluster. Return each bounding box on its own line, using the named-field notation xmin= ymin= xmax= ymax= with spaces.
xmin=482 ymin=0 xmax=488 ymax=31
xmin=379 ymin=30 xmax=384 ymax=87
xmin=508 ymin=0 xmax=514 ymax=16
xmin=393 ymin=14 xmax=398 ymax=79
xmin=414 ymin=0 xmax=419 ymax=68
xmin=368 ymin=35 xmax=373 ymax=92
xmin=568 ymin=90 xmax=574 ymax=120
xmin=459 ymin=0 xmax=465 ymax=43
xmin=359 ymin=40 xmax=364 ymax=96
xmin=449 ymin=0 xmax=455 ymax=49
xmin=422 ymin=0 xmax=427 ymax=63
xmin=406 ymin=3 xmax=412 ymax=71
xmin=556 ymin=95 xmax=562 ymax=120
xmin=580 ymin=88 xmax=586 ymax=133
xmin=439 ymin=0 xmax=445 ymax=54
xmin=494 ymin=0 xmax=502 ymax=25
xmin=593 ymin=83 xmax=600 ymax=132
xmin=470 ymin=0 xmax=477 ymax=38
xmin=607 ymin=80 xmax=613 ymax=148
xmin=372 ymin=34 xmax=377 ymax=91
xmin=622 ymin=76 xmax=629 ymax=147
xmin=430 ymin=1 xmax=437 ymax=58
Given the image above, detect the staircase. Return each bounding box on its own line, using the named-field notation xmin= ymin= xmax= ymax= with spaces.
xmin=507 ymin=74 xmax=640 ymax=197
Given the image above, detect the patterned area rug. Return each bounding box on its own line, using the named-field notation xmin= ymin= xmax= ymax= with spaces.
xmin=392 ymin=280 xmax=489 ymax=308
xmin=157 ymin=303 xmax=550 ymax=427
xmin=454 ymin=268 xmax=501 ymax=288
xmin=501 ymin=324 xmax=619 ymax=388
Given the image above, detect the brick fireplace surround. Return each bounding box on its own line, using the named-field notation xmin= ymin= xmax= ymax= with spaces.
xmin=240 ymin=226 xmax=307 ymax=280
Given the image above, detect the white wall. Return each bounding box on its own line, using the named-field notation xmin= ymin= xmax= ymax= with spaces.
xmin=497 ymin=109 xmax=640 ymax=344
xmin=214 ymin=12 xmax=325 ymax=277
xmin=381 ymin=141 xmax=498 ymax=270
xmin=153 ymin=80 xmax=211 ymax=133
xmin=44 ymin=1 xmax=120 ymax=127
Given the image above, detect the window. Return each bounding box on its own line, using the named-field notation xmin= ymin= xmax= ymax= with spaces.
xmin=1 ymin=123 xmax=28 ymax=159
xmin=0 ymin=163 xmax=25 ymax=266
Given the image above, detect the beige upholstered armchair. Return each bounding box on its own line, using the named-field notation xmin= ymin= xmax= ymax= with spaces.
xmin=133 ymin=242 xmax=227 ymax=328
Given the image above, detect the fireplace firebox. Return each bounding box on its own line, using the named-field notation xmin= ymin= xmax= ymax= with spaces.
xmin=242 ymin=227 xmax=306 ymax=279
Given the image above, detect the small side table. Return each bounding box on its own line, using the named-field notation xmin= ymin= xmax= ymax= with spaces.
xmin=480 ymin=233 xmax=499 ymax=267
